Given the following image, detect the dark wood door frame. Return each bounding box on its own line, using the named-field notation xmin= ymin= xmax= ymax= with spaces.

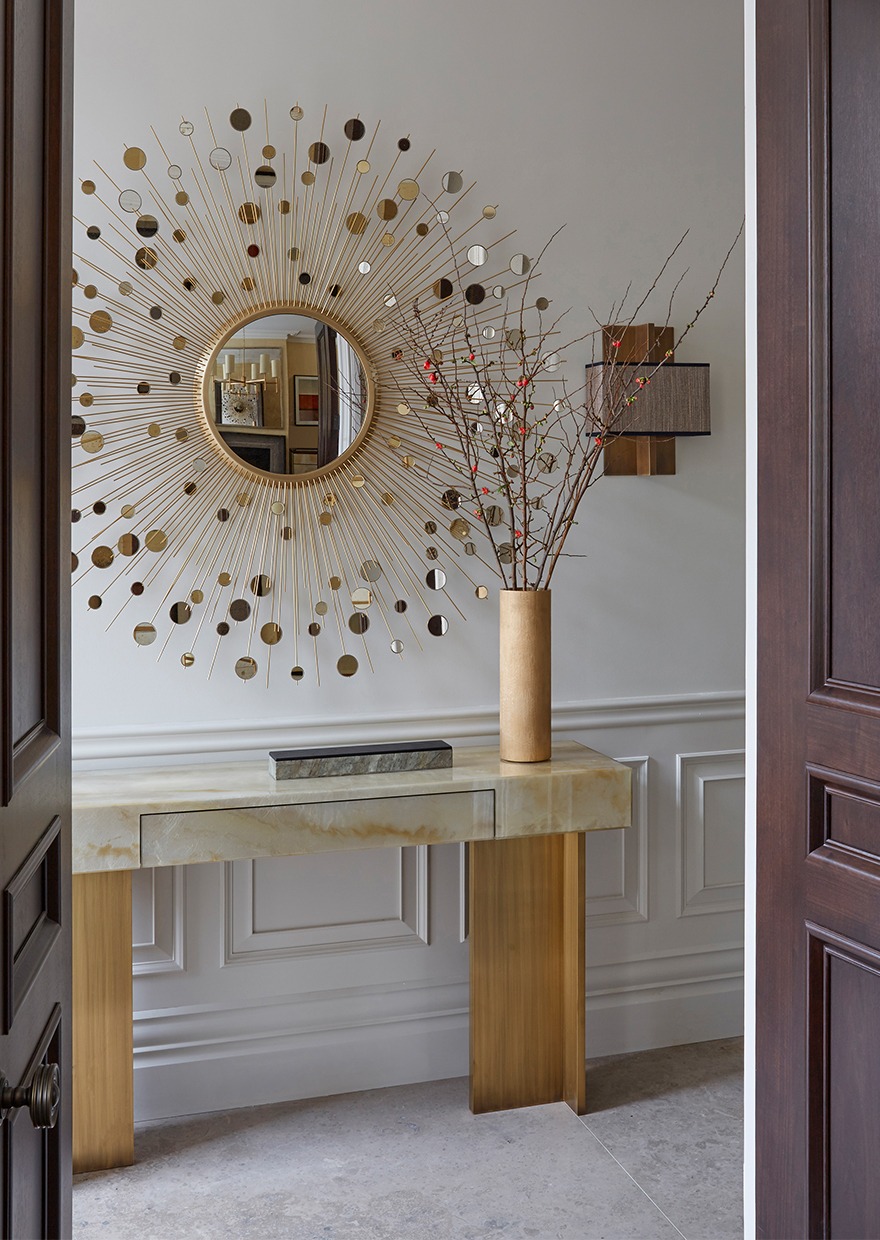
xmin=0 ymin=0 xmax=74 ymax=1232
xmin=757 ymin=1 xmax=880 ymax=1235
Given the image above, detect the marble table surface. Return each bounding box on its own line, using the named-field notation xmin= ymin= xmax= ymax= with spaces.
xmin=71 ymin=742 xmax=631 ymax=874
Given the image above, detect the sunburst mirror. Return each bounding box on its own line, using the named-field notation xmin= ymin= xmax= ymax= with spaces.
xmin=72 ymin=102 xmax=538 ymax=685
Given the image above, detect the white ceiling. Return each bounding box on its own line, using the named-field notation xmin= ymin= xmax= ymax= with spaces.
xmin=227 ymin=313 xmax=318 ymax=344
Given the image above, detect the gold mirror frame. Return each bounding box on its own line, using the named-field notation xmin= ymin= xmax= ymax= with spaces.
xmin=200 ymin=304 xmax=377 ymax=483
xmin=71 ymin=102 xmax=526 ymax=685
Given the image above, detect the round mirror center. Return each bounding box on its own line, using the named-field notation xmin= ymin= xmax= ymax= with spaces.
xmin=204 ymin=310 xmax=370 ymax=477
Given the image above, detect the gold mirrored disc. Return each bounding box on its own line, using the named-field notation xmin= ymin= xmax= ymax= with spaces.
xmin=118 ymin=533 xmax=139 ymax=556
xmin=89 ymin=310 xmax=112 ymax=334
xmin=145 ymin=529 xmax=167 ymax=551
xmin=123 ymin=147 xmax=147 ymax=171
xmin=81 ymin=431 xmax=103 ymax=454
xmin=260 ymin=622 xmax=282 ymax=645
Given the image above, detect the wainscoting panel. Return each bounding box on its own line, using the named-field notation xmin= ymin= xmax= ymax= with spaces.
xmin=110 ymin=693 xmax=746 ymax=1120
xmin=678 ymin=750 xmax=746 ymax=917
xmin=132 ymin=866 xmax=185 ymax=976
xmin=585 ymin=757 xmax=649 ymax=926
xmin=224 ymin=846 xmax=429 ymax=963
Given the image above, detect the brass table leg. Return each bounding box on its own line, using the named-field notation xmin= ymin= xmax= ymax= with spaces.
xmin=72 ymin=870 xmax=134 ymax=1173
xmin=469 ymin=832 xmax=586 ymax=1115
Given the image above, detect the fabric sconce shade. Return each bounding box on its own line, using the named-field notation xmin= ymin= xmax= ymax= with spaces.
xmin=586 ymin=362 xmax=710 ymax=436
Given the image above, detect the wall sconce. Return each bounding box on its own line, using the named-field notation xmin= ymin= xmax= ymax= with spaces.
xmin=586 ymin=323 xmax=710 ymax=476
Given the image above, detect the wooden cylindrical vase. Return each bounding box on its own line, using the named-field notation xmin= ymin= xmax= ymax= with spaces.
xmin=499 ymin=589 xmax=552 ymax=763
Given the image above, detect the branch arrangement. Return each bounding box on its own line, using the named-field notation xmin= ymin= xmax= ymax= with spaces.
xmin=388 ymin=223 xmax=742 ymax=590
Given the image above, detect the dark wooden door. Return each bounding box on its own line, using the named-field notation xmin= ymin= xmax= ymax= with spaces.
xmin=757 ymin=1 xmax=880 ymax=1235
xmin=316 ymin=323 xmax=339 ymax=467
xmin=0 ymin=0 xmax=73 ymax=1234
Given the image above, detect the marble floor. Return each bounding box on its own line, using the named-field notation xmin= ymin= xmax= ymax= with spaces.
xmin=73 ymin=1037 xmax=743 ymax=1240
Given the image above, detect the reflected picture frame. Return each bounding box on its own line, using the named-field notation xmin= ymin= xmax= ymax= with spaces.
xmin=293 ymin=374 xmax=320 ymax=426
xmin=290 ymin=449 xmax=318 ymax=475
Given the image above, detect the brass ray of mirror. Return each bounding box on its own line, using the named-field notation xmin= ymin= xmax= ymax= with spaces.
xmin=71 ymin=100 xmax=516 ymax=685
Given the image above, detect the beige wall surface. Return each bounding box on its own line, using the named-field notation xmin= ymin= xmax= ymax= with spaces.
xmin=73 ymin=0 xmax=744 ymax=734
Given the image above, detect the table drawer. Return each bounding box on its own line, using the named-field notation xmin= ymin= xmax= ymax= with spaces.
xmin=141 ymin=789 xmax=496 ymax=867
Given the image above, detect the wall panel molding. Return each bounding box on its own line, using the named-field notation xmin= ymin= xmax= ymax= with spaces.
xmin=585 ymin=757 xmax=649 ymax=925
xmin=223 ymin=846 xmax=429 ymax=964
xmin=132 ymin=866 xmax=185 ymax=975
xmin=72 ymin=690 xmax=745 ymax=766
xmin=124 ymin=698 xmax=746 ymax=1123
xmin=678 ymin=749 xmax=746 ymax=917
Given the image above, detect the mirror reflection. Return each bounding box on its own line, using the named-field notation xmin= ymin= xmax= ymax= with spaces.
xmin=206 ymin=312 xmax=368 ymax=476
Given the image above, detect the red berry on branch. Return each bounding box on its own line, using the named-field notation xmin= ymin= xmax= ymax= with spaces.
xmin=435 ymin=442 xmax=443 ymax=449
xmin=596 ymin=437 xmax=603 ymax=447
xmin=612 ymin=340 xmax=621 ymax=349
xmin=469 ymin=353 xmax=475 ymax=361
xmin=430 ymin=373 xmax=438 ymax=383
xmin=423 ymin=359 xmax=432 ymax=370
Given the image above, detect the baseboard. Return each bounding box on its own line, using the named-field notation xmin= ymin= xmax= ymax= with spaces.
xmin=73 ymin=689 xmax=745 ymax=767
xmin=585 ymin=974 xmax=744 ymax=1059
xmin=131 ymin=967 xmax=744 ymax=1122
xmin=133 ymin=982 xmax=469 ymax=1123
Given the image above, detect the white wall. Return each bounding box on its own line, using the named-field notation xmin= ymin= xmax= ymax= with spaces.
xmin=73 ymin=0 xmax=746 ymax=1121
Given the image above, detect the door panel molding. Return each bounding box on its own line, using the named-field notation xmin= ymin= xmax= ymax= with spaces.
xmin=4 ymin=818 xmax=62 ymax=1032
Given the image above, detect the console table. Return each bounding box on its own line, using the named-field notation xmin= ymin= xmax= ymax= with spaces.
xmin=71 ymin=742 xmax=630 ymax=1174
